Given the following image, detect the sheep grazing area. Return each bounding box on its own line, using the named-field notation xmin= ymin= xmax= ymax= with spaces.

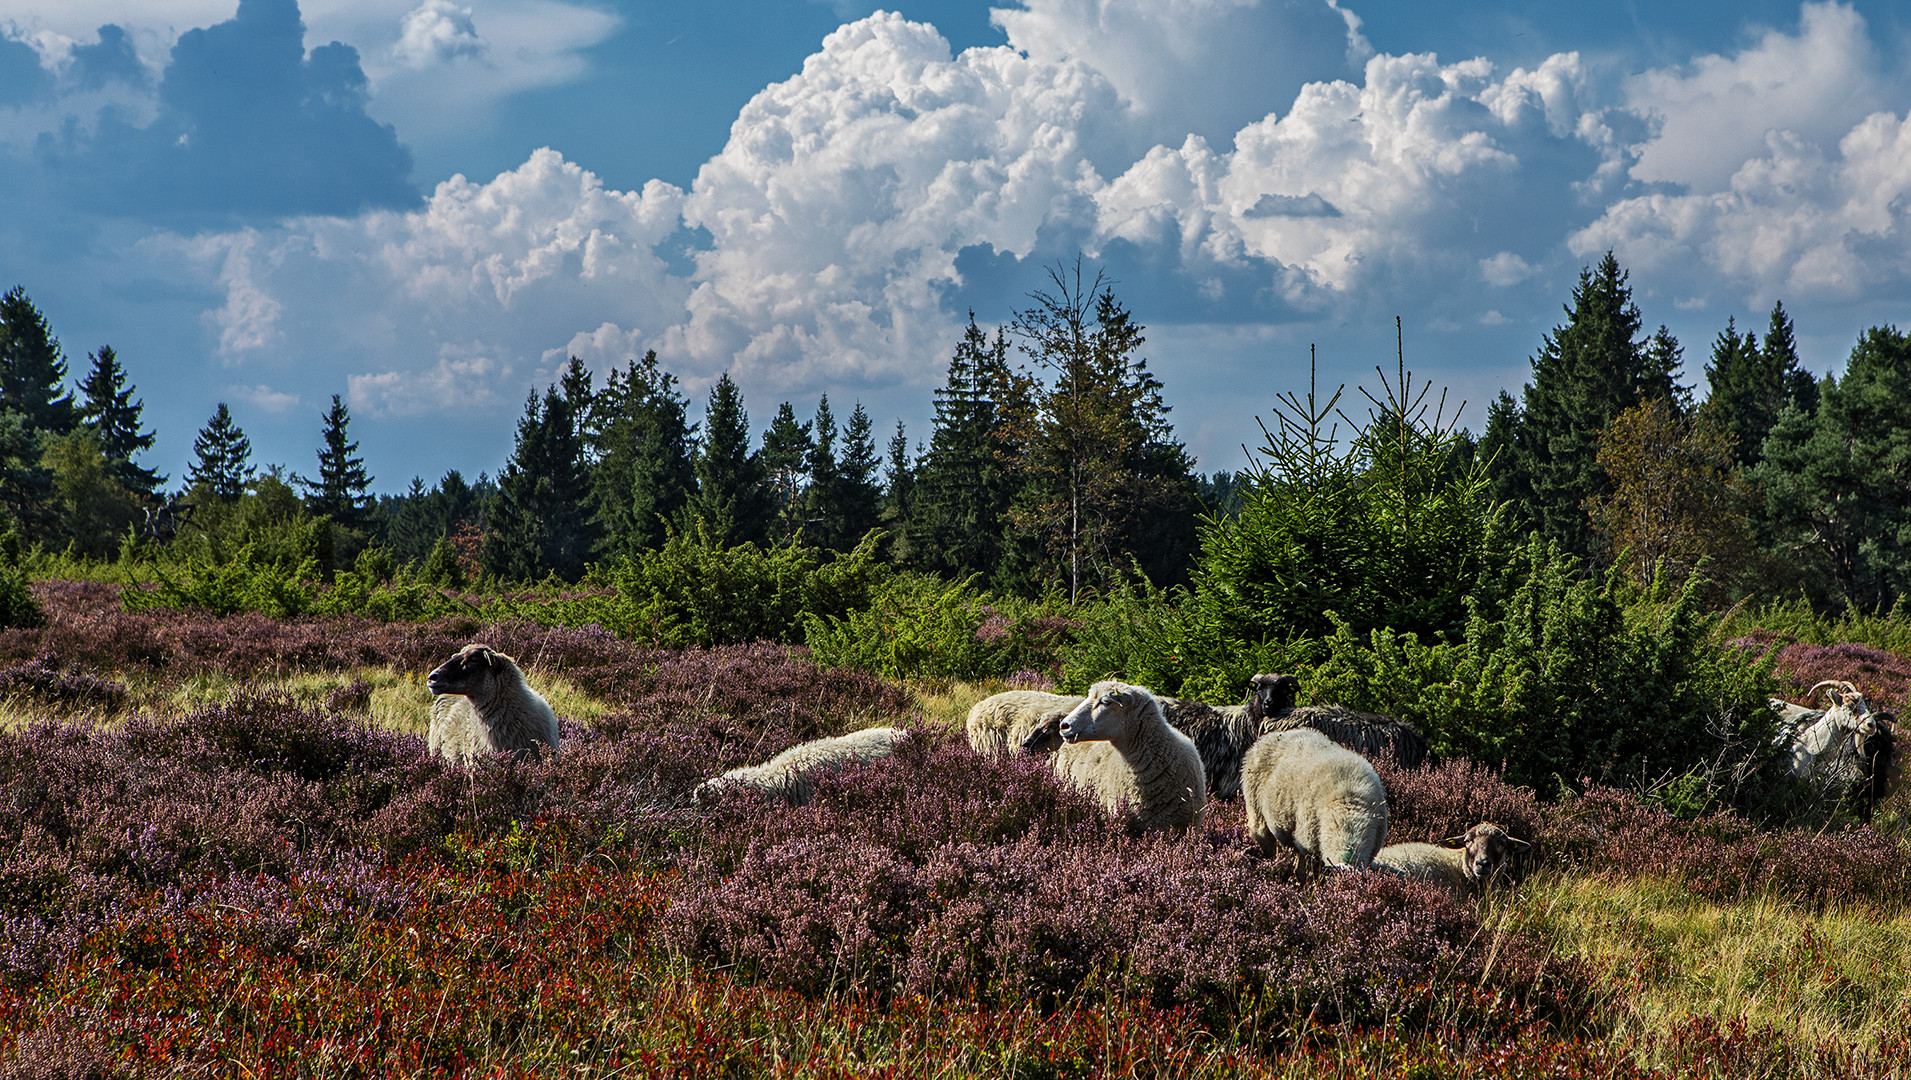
xmin=5 ymin=586 xmax=1911 ymax=1076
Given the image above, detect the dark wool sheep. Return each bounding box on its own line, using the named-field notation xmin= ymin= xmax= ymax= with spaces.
xmin=1247 ymin=672 xmax=1435 ymax=769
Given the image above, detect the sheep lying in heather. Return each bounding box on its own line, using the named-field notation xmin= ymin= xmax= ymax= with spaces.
xmin=1051 ymin=681 xmax=1207 ymax=832
xmin=1241 ymin=727 xmax=1388 ymax=879
xmin=694 ymin=727 xmax=910 ymax=806
xmin=426 ymin=644 xmax=560 ymax=765
xmin=1374 ymin=823 xmax=1524 ymax=897
xmin=967 ymin=689 xmax=1081 ymax=755
xmin=1248 ymin=672 xmax=1435 ymax=769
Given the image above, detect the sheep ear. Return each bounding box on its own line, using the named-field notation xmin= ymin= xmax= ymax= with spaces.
xmin=1443 ymin=834 xmax=1467 ymax=845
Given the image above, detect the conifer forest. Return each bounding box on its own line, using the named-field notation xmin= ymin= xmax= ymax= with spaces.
xmin=4 ymin=255 xmax=1911 ymax=1076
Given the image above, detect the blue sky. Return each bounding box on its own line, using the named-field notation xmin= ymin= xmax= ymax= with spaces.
xmin=1 ymin=0 xmax=1908 ymax=492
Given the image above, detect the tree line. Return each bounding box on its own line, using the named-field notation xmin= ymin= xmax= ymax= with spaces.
xmin=2 ymin=252 xmax=1907 ymax=613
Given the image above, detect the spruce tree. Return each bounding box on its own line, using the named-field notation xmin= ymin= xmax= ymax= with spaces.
xmin=298 ymin=395 xmax=374 ymax=532
xmin=802 ymin=395 xmax=847 ymax=550
xmin=877 ymin=420 xmax=916 ymax=563
xmin=1700 ymin=303 xmax=1820 ymax=471
xmin=687 ymin=374 xmax=771 ymax=547
xmin=1483 ymin=252 xmax=1679 ymax=560
xmin=77 ymin=345 xmax=163 ymax=495
xmin=0 ymin=410 xmax=53 ymax=541
xmin=589 ymin=350 xmax=694 ymax=556
xmin=911 ymin=315 xmax=1018 ymax=579
xmin=484 ymin=361 xmax=598 ymax=581
xmin=1002 ymin=264 xmax=1199 ymax=597
xmin=186 ymin=403 xmax=255 ymax=500
xmin=759 ymin=401 xmax=814 ymax=543
xmin=833 ymin=402 xmax=883 ymax=549
xmin=0 ymin=286 xmax=77 ymax=436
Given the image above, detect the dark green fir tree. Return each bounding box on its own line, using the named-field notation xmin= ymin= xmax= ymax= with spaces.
xmin=0 ymin=286 xmax=77 ymax=437
xmin=77 ymin=345 xmax=163 ymax=496
xmin=484 ymin=361 xmax=598 ymax=581
xmin=186 ymin=403 xmax=255 ymax=500
xmin=686 ymin=373 xmax=771 ymax=546
xmin=297 ymin=395 xmax=374 ymax=532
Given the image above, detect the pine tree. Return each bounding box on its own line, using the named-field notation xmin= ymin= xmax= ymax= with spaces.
xmin=0 ymin=286 xmax=77 ymax=436
xmin=297 ymin=395 xmax=374 ymax=532
xmin=759 ymin=401 xmax=814 ymax=543
xmin=77 ymin=345 xmax=163 ymax=496
xmin=484 ymin=361 xmax=598 ymax=581
xmin=1754 ymin=325 xmax=1911 ymax=612
xmin=687 ymin=374 xmax=771 ymax=547
xmin=1483 ymin=252 xmax=1680 ymax=560
xmin=911 ymin=315 xmax=1019 ymax=579
xmin=186 ymin=403 xmax=255 ymax=501
xmin=802 ymin=395 xmax=848 ymax=550
xmin=1001 ymin=263 xmax=1199 ymax=598
xmin=589 ymin=350 xmax=694 ymax=556
xmin=0 ymin=410 xmax=53 ymax=540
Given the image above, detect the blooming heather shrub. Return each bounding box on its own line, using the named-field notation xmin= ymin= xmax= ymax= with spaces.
xmin=665 ymin=731 xmax=1579 ymax=1020
xmin=1375 ymin=755 xmax=1545 ymax=871
xmin=1767 ymin=641 xmax=1911 ymax=710
xmin=1538 ymin=784 xmax=1911 ymax=909
xmin=0 ymin=655 xmax=127 ymax=713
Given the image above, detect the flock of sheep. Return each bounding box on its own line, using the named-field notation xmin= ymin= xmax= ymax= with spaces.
xmin=418 ymin=643 xmax=1896 ymax=902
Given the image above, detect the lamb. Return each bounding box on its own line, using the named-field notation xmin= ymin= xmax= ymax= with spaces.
xmin=1241 ymin=727 xmax=1388 ymax=879
xmin=694 ymin=726 xmax=910 ymax=806
xmin=967 ymin=689 xmax=1082 ymax=755
xmin=1050 ymin=680 xmax=1207 ymax=832
xmin=1247 ymin=672 xmax=1435 ymax=769
xmin=425 ymin=643 xmax=561 ymax=765
xmin=1374 ymin=823 xmax=1525 ymax=897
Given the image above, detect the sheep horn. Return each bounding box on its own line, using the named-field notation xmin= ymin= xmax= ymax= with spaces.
xmin=1808 ymin=680 xmax=1850 ymax=704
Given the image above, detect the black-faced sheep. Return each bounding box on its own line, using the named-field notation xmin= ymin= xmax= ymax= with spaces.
xmin=425 ymin=643 xmax=560 ymax=765
xmin=1017 ymin=708 xmax=1070 ymax=755
xmin=1248 ymin=672 xmax=1435 ymax=769
xmin=1374 ymin=823 xmax=1525 ymax=897
xmin=967 ymin=689 xmax=1081 ymax=755
xmin=1241 ymin=727 xmax=1388 ymax=879
xmin=1153 ymin=678 xmax=1284 ymax=801
xmin=1051 ymin=680 xmax=1207 ymax=833
xmin=694 ymin=727 xmax=910 ymax=806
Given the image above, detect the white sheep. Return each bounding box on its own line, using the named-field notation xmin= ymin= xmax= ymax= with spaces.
xmin=1050 ymin=680 xmax=1207 ymax=832
xmin=966 ymin=689 xmax=1081 ymax=755
xmin=694 ymin=726 xmax=910 ymax=806
xmin=1373 ymin=823 xmax=1525 ymax=897
xmin=1241 ymin=727 xmax=1388 ymax=879
xmin=425 ymin=643 xmax=560 ymax=765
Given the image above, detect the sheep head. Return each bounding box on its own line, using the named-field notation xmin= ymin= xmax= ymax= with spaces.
xmin=1244 ymin=673 xmax=1301 ymax=725
xmin=1059 ymin=681 xmax=1152 ymax=745
xmin=1448 ymin=822 xmax=1524 ymax=884
xmin=1019 ymin=709 xmax=1068 ymax=755
xmin=427 ymin=643 xmax=513 ymax=698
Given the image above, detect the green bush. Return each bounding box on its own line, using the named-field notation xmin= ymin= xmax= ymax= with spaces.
xmin=126 ymin=542 xmax=323 ymax=618
xmin=1301 ymin=535 xmax=1776 ymax=790
xmin=0 ymin=528 xmax=43 ymax=629
xmin=585 ymin=524 xmax=889 ymax=647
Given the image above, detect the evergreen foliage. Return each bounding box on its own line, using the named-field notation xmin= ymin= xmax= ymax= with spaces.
xmin=910 ymin=315 xmax=1017 ymax=582
xmin=828 ymin=402 xmax=884 ymax=551
xmin=1754 ymin=325 xmax=1911 ymax=612
xmin=186 ymin=403 xmax=255 ymax=501
xmin=0 ymin=410 xmax=53 ymax=543
xmin=1000 ymin=264 xmax=1199 ymax=598
xmin=687 ymin=374 xmax=771 ymax=547
xmin=485 ymin=362 xmax=598 ymax=583
xmin=1483 ymin=253 xmax=1682 ymax=560
xmin=297 ymin=395 xmax=374 ymax=532
xmin=878 ymin=420 xmax=916 ymax=564
xmin=759 ymin=401 xmax=814 ymax=542
xmin=76 ymin=345 xmax=162 ymax=495
xmin=0 ymin=286 xmax=77 ymax=437
xmin=589 ymin=350 xmax=695 ymax=556
xmin=41 ymin=427 xmax=141 ymax=559
xmin=1703 ymin=303 xmax=1819 ymax=470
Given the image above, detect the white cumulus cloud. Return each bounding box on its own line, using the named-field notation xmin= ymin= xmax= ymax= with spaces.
xmin=393 ymin=0 xmax=487 ymax=68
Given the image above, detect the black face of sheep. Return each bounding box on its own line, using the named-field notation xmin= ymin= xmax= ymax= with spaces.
xmin=1019 ymin=710 xmax=1068 ymax=755
xmin=427 ymin=644 xmax=505 ymax=697
xmin=1454 ymin=823 xmax=1523 ymax=884
xmin=1245 ymin=673 xmax=1300 ymax=723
